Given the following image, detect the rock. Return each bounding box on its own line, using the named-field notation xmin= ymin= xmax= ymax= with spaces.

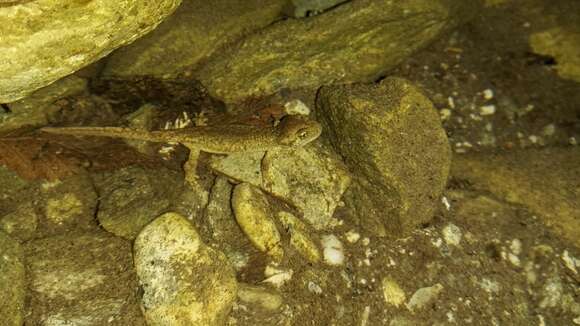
xmin=134 ymin=212 xmax=237 ymax=326
xmin=0 ymin=0 xmax=182 ymax=102
xmin=382 ymin=277 xmax=406 ymax=308
xmin=317 ymin=77 xmax=451 ymax=237
xmin=0 ymin=201 xmax=39 ymax=241
xmin=262 ymin=143 xmax=351 ymax=230
xmin=0 ymin=231 xmax=26 ymax=326
xmin=211 ymin=143 xmax=351 ymax=230
xmin=451 ymin=148 xmax=580 ymax=247
xmin=93 ymin=165 xmax=184 ymax=240
xmin=524 ymin=0 xmax=580 ymax=83
xmin=321 ymin=234 xmax=345 ymax=266
xmin=232 ymin=183 xmax=284 ymax=262
xmin=442 ymin=223 xmax=462 ymax=246
xmin=25 ymin=231 xmax=143 ymax=325
xmin=0 ymin=75 xmax=87 ymax=136
xmin=277 ymin=211 xmax=321 ymax=263
xmin=237 ymin=283 xmax=283 ymax=311
xmin=209 ymin=151 xmax=265 ymax=187
xmin=194 ymin=0 xmax=478 ymax=103
xmin=406 ymin=283 xmax=444 ymax=312
xmin=283 ymin=0 xmax=349 ymax=18
xmin=103 ymin=0 xmax=285 ymax=78
xmin=206 ymin=176 xmax=254 ymax=269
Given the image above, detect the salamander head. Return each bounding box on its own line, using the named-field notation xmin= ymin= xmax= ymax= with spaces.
xmin=277 ymin=115 xmax=322 ymax=147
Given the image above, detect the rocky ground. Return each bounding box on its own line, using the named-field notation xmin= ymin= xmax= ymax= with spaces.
xmin=1 ymin=0 xmax=579 ymax=325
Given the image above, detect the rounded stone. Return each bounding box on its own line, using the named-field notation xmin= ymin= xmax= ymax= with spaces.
xmin=134 ymin=212 xmax=237 ymax=326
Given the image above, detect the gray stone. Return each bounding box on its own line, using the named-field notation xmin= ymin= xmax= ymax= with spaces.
xmin=25 ymin=231 xmax=143 ymax=325
xmin=134 ymin=212 xmax=237 ymax=326
xmin=262 ymin=143 xmax=351 ymax=230
xmin=317 ymin=77 xmax=451 ymax=237
xmin=0 ymin=0 xmax=182 ymax=102
xmin=93 ymin=165 xmax=184 ymax=240
xmin=0 ymin=231 xmax=26 ymax=326
xmin=194 ymin=0 xmax=479 ymax=103
xmin=103 ymin=0 xmax=286 ymax=78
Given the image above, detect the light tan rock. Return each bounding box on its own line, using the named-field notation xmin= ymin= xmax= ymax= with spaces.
xmin=210 ymin=143 xmax=351 ymax=230
xmin=262 ymin=143 xmax=351 ymax=230
xmin=103 ymin=0 xmax=286 ymax=78
xmin=278 ymin=211 xmax=321 ymax=263
xmin=232 ymin=183 xmax=284 ymax=262
xmin=0 ymin=0 xmax=182 ymax=102
xmin=134 ymin=212 xmax=237 ymax=326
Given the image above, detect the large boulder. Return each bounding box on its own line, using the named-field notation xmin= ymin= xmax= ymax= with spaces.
xmin=194 ymin=0 xmax=479 ymax=103
xmin=0 ymin=0 xmax=182 ymax=102
xmin=317 ymin=77 xmax=452 ymax=237
xmin=103 ymin=0 xmax=286 ymax=78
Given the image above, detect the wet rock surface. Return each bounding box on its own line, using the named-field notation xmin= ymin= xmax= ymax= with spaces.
xmin=317 ymin=77 xmax=451 ymax=237
xmin=93 ymin=165 xmax=184 ymax=240
xmin=24 ymin=231 xmax=143 ymax=325
xmin=0 ymin=0 xmax=182 ymax=102
xmin=195 ymin=0 xmax=479 ymax=103
xmin=103 ymin=0 xmax=286 ymax=78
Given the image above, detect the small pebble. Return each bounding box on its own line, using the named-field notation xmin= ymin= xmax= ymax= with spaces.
xmin=442 ymin=223 xmax=462 ymax=246
xmin=482 ymin=89 xmax=494 ymax=100
xmin=321 ymin=235 xmax=345 ymax=266
xmin=345 ymin=230 xmax=361 ymax=243
xmin=480 ymin=105 xmax=496 ymax=116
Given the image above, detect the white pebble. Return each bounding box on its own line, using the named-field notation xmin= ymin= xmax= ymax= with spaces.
xmin=442 ymin=223 xmax=462 ymax=246
xmin=508 ymin=253 xmax=521 ymax=267
xmin=482 ymin=89 xmax=494 ymax=100
xmin=308 ymin=281 xmax=323 ymax=295
xmin=447 ymin=97 xmax=456 ymax=109
xmin=480 ymin=105 xmax=496 ymax=116
xmin=321 ymin=235 xmax=345 ymax=266
xmin=263 ymin=265 xmax=293 ymax=288
xmin=440 ymin=108 xmax=452 ymax=121
xmin=510 ymin=239 xmax=522 ymax=255
xmin=345 ymin=230 xmax=361 ymax=243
